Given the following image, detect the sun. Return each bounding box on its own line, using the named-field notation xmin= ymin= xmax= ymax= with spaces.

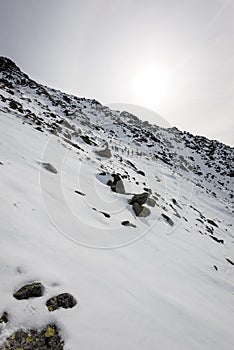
xmin=132 ymin=64 xmax=170 ymax=107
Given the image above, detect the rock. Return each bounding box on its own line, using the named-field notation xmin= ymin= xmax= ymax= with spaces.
xmin=143 ymin=188 xmax=152 ymax=194
xmin=207 ymin=219 xmax=218 ymax=227
xmin=110 ymin=174 xmax=125 ymax=194
xmin=146 ymin=198 xmax=156 ymax=207
xmin=13 ymin=282 xmax=45 ymax=300
xmin=101 ymin=212 xmax=110 ymax=218
xmin=226 ymin=258 xmax=234 ymax=266
xmin=46 ymin=293 xmax=77 ymax=311
xmin=0 ymin=324 xmax=64 ymax=350
xmin=121 ymin=220 xmax=136 ymax=228
xmin=41 ymin=162 xmax=58 ymax=174
xmin=161 ymin=213 xmax=174 ymax=226
xmin=129 ymin=192 xmax=149 ymax=206
xmin=81 ymin=135 xmax=96 ymax=145
xmin=132 ymin=203 xmax=151 ymax=217
xmin=0 ymin=312 xmax=8 ymax=324
xmin=209 ymin=235 xmax=224 ymax=244
xmin=137 ymin=170 xmax=145 ymax=176
xmin=95 ymin=146 xmax=112 ymax=158
xmin=74 ymin=190 xmax=86 ymax=196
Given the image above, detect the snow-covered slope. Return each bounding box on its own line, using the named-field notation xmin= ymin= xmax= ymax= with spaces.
xmin=0 ymin=57 xmax=234 ymax=349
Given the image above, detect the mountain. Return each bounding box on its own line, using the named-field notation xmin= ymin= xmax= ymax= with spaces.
xmin=107 ymin=103 xmax=170 ymax=128
xmin=0 ymin=56 xmax=233 ymax=349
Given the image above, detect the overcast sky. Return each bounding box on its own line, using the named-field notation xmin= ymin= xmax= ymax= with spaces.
xmin=0 ymin=0 xmax=233 ymax=146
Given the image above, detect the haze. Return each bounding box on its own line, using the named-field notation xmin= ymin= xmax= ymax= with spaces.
xmin=0 ymin=0 xmax=233 ymax=146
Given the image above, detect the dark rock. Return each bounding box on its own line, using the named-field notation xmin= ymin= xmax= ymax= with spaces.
xmin=0 ymin=312 xmax=8 ymax=324
xmin=209 ymin=235 xmax=224 ymax=244
xmin=107 ymin=179 xmax=113 ymax=186
xmin=172 ymin=198 xmax=179 ymax=206
xmin=226 ymin=258 xmax=234 ymax=266
xmin=161 ymin=213 xmax=174 ymax=226
xmin=121 ymin=220 xmax=136 ymax=228
xmin=143 ymin=188 xmax=152 ymax=194
xmin=214 ymin=265 xmax=218 ymax=271
xmin=35 ymin=126 xmax=44 ymax=132
xmin=74 ymin=190 xmax=86 ymax=196
xmin=41 ymin=162 xmax=58 ymax=174
xmin=95 ymin=146 xmax=112 ymax=158
xmin=14 ymin=282 xmax=45 ymax=300
xmin=81 ymin=135 xmax=95 ymax=145
xmin=137 ymin=170 xmax=145 ymax=176
xmin=129 ymin=192 xmax=149 ymax=206
xmin=101 ymin=212 xmax=110 ymax=218
xmin=110 ymin=174 xmax=125 ymax=194
xmin=146 ymin=198 xmax=156 ymax=207
xmin=9 ymin=99 xmax=23 ymax=112
xmin=0 ymin=324 xmax=64 ymax=350
xmin=132 ymin=203 xmax=151 ymax=217
xmin=207 ymin=219 xmax=218 ymax=227
xmin=46 ymin=293 xmax=77 ymax=311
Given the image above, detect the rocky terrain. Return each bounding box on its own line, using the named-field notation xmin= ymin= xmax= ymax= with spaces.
xmin=0 ymin=57 xmax=233 ymax=349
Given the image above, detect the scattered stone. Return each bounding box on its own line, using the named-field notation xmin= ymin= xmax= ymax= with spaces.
xmin=161 ymin=213 xmax=174 ymax=226
xmin=0 ymin=324 xmax=64 ymax=350
xmin=95 ymin=145 xmax=112 ymax=158
xmin=172 ymin=198 xmax=181 ymax=208
xmin=121 ymin=220 xmax=136 ymax=228
xmin=101 ymin=212 xmax=110 ymax=218
xmin=46 ymin=293 xmax=77 ymax=311
xmin=80 ymin=135 xmax=96 ymax=146
xmin=196 ymin=218 xmax=204 ymax=224
xmin=143 ymin=188 xmax=152 ymax=194
xmin=0 ymin=161 xmax=3 ymax=165
xmin=109 ymin=174 xmax=125 ymax=194
xmin=132 ymin=202 xmax=151 ymax=217
xmin=13 ymin=282 xmax=45 ymax=300
xmin=209 ymin=235 xmax=224 ymax=244
xmin=137 ymin=170 xmax=145 ymax=176
xmin=129 ymin=192 xmax=149 ymax=206
xmin=226 ymin=258 xmax=234 ymax=266
xmin=74 ymin=190 xmax=86 ymax=196
xmin=146 ymin=198 xmax=156 ymax=207
xmin=35 ymin=126 xmax=44 ymax=132
xmin=41 ymin=162 xmax=58 ymax=174
xmin=207 ymin=219 xmax=218 ymax=227
xmin=0 ymin=312 xmax=8 ymax=324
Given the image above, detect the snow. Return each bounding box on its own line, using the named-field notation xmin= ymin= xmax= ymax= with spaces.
xmin=0 ymin=111 xmax=234 ymax=349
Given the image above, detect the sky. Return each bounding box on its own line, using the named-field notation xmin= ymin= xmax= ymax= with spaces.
xmin=0 ymin=0 xmax=233 ymax=146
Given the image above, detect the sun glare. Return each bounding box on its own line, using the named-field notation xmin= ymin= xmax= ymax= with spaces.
xmin=132 ymin=64 xmax=170 ymax=106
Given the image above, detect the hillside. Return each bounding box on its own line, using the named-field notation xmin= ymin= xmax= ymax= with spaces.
xmin=0 ymin=57 xmax=233 ymax=350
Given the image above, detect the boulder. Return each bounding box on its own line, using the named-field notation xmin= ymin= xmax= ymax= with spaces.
xmin=95 ymin=146 xmax=111 ymax=158
xmin=132 ymin=203 xmax=151 ymax=217
xmin=129 ymin=192 xmax=149 ymax=206
xmin=14 ymin=282 xmax=45 ymax=300
xmin=46 ymin=293 xmax=77 ymax=311
xmin=146 ymin=198 xmax=156 ymax=207
xmin=0 ymin=312 xmax=8 ymax=324
xmin=110 ymin=174 xmax=125 ymax=194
